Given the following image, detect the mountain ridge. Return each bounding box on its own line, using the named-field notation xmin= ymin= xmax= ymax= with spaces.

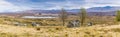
xmin=0 ymin=6 xmax=120 ymax=14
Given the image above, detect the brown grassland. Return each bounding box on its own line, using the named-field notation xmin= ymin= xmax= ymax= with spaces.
xmin=0 ymin=16 xmax=119 ymax=37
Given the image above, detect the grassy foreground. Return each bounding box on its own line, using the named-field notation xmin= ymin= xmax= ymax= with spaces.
xmin=0 ymin=16 xmax=118 ymax=37
xmin=0 ymin=24 xmax=120 ymax=37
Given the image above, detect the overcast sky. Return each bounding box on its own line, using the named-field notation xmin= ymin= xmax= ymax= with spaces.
xmin=0 ymin=0 xmax=120 ymax=12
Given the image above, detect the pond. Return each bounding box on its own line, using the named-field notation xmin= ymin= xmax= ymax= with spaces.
xmin=22 ymin=16 xmax=58 ymax=19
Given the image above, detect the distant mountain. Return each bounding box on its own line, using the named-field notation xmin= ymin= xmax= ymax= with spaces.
xmin=0 ymin=6 xmax=120 ymax=13
xmin=20 ymin=6 xmax=120 ymax=13
xmin=87 ymin=6 xmax=120 ymax=12
xmin=0 ymin=6 xmax=120 ymax=16
xmin=16 ymin=6 xmax=119 ymax=16
xmin=66 ymin=6 xmax=120 ymax=12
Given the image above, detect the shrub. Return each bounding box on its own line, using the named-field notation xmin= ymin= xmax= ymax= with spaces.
xmin=78 ymin=8 xmax=87 ymax=26
xmin=116 ymin=10 xmax=120 ymax=22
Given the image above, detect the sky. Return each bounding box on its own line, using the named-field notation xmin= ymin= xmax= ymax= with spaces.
xmin=0 ymin=0 xmax=120 ymax=12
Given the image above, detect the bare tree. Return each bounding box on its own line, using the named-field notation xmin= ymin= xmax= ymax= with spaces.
xmin=78 ymin=8 xmax=87 ymax=26
xmin=59 ymin=8 xmax=68 ymax=26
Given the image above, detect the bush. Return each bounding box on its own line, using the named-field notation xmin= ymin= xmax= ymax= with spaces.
xmin=116 ymin=10 xmax=120 ymax=22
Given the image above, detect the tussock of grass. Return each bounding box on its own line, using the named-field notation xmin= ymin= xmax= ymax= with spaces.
xmin=111 ymin=28 xmax=120 ymax=32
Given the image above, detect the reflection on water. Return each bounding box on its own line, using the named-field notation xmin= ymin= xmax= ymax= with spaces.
xmin=22 ymin=16 xmax=58 ymax=19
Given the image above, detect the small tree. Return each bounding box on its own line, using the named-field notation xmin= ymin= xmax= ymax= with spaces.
xmin=78 ymin=8 xmax=87 ymax=26
xmin=116 ymin=10 xmax=120 ymax=22
xmin=59 ymin=8 xmax=68 ymax=26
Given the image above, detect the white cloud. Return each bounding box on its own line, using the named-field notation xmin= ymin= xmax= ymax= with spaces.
xmin=44 ymin=0 xmax=120 ymax=10
xmin=0 ymin=0 xmax=31 ymax=12
xmin=84 ymin=0 xmax=120 ymax=7
xmin=0 ymin=0 xmax=120 ymax=12
xmin=44 ymin=0 xmax=84 ymax=10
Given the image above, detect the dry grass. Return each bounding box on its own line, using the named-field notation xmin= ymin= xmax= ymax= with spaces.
xmin=0 ymin=16 xmax=117 ymax=26
xmin=0 ymin=24 xmax=119 ymax=37
xmin=0 ymin=16 xmax=119 ymax=37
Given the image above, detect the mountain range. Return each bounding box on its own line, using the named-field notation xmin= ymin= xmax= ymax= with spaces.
xmin=12 ymin=6 xmax=119 ymax=14
xmin=0 ymin=6 xmax=119 ymax=16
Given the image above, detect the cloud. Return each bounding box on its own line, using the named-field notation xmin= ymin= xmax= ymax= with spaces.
xmin=0 ymin=0 xmax=119 ymax=12
xmin=34 ymin=0 xmax=120 ymax=10
xmin=5 ymin=0 xmax=86 ymax=10
xmin=84 ymin=0 xmax=120 ymax=7
xmin=0 ymin=0 xmax=32 ymax=12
